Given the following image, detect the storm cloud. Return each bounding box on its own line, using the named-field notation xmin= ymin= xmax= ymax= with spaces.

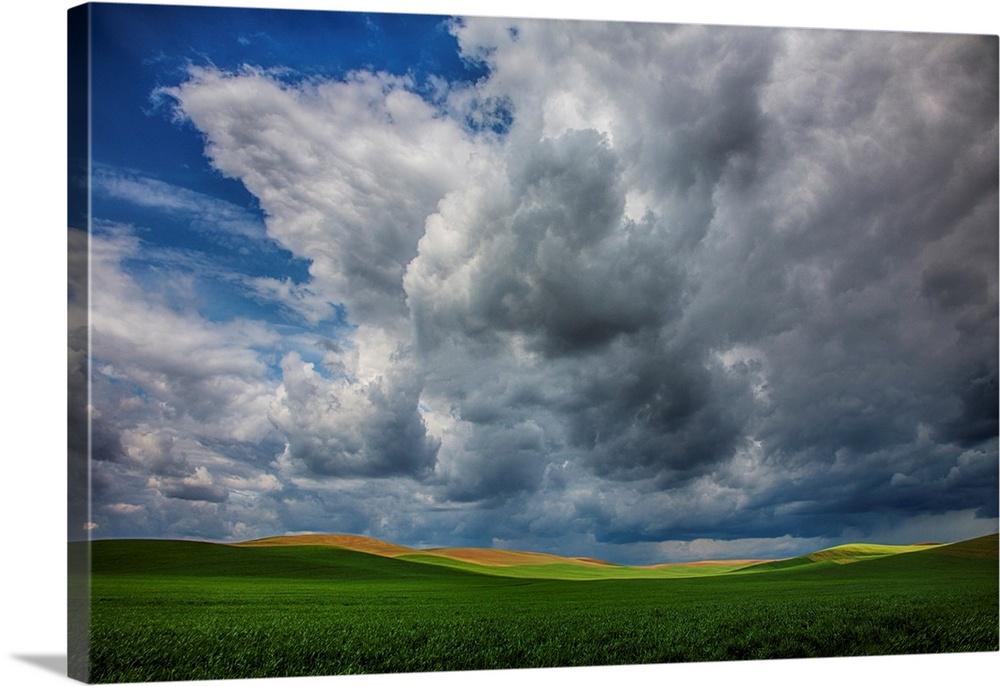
xmin=83 ymin=9 xmax=997 ymax=563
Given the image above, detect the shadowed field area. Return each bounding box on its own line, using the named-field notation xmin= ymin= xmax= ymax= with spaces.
xmin=75 ymin=534 xmax=999 ymax=682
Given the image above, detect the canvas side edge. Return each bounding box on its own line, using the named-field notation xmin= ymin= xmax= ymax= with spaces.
xmin=67 ymin=3 xmax=93 ymax=683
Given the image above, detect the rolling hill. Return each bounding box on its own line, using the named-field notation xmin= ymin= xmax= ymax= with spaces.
xmin=234 ymin=533 xmax=618 ymax=566
xmin=231 ymin=532 xmax=775 ymax=579
xmin=223 ymin=531 xmax=998 ymax=580
xmin=79 ymin=532 xmax=999 ymax=681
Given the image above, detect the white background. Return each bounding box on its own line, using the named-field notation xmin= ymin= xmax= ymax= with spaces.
xmin=2 ymin=2 xmax=997 ymax=685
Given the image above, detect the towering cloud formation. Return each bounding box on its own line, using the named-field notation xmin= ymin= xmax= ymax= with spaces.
xmin=86 ymin=14 xmax=997 ymax=562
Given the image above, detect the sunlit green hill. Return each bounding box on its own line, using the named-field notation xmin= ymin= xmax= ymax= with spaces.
xmin=739 ymin=541 xmax=941 ymax=573
xmin=736 ymin=534 xmax=997 ymax=580
xmin=805 ymin=542 xmax=939 ymax=563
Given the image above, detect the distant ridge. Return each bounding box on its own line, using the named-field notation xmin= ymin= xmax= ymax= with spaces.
xmin=230 ymin=532 xmax=998 ymax=570
xmin=423 ymin=547 xmax=619 ymax=567
xmin=929 ymin=533 xmax=998 ymax=558
xmin=232 ymin=533 xmax=779 ymax=569
xmin=234 ymin=534 xmax=415 ymax=557
xmin=234 ymin=533 xmax=619 ymax=568
xmin=647 ymin=559 xmax=771 ymax=569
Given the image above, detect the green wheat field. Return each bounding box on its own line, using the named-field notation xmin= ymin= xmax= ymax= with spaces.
xmin=71 ymin=533 xmax=998 ymax=683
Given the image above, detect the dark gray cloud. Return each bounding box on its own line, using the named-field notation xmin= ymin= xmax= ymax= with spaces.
xmin=68 ymin=229 xmax=92 ymax=541
xmin=408 ymin=128 xmax=682 ymax=356
xmin=162 ymin=480 xmax=230 ymax=504
xmin=269 ymin=349 xmax=438 ymax=478
xmin=407 ymin=20 xmax=998 ymax=551
xmin=438 ymin=421 xmax=547 ymax=503
xmin=568 ymin=342 xmax=757 ymax=484
xmin=942 ymin=368 xmax=999 ymax=447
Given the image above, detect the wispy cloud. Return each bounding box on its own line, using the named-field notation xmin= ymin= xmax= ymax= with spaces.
xmin=93 ymin=164 xmax=267 ymax=240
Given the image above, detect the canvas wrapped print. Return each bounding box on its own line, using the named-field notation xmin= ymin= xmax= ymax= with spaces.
xmin=67 ymin=1 xmax=999 ymax=683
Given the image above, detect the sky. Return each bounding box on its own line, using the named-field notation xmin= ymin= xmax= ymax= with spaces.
xmin=68 ymin=1 xmax=999 ymax=565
